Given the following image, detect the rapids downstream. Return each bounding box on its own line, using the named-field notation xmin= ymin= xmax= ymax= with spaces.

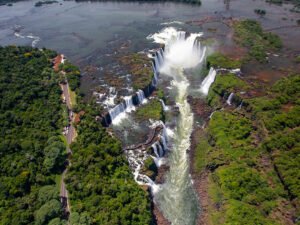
xmin=105 ymin=27 xmax=211 ymax=224
xmin=149 ymin=28 xmax=206 ymax=225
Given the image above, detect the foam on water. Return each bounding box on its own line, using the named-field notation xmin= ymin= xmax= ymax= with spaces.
xmin=226 ymin=92 xmax=234 ymax=105
xmin=148 ymin=27 xmax=205 ymax=225
xmin=200 ymin=67 xmax=217 ymax=95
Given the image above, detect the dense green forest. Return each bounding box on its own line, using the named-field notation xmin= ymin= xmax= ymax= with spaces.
xmin=65 ymin=105 xmax=152 ymax=224
xmin=201 ymin=73 xmax=300 ymax=225
xmin=0 ymin=46 xmax=152 ymax=225
xmin=194 ymin=20 xmax=300 ymax=225
xmin=0 ymin=46 xmax=67 ymax=224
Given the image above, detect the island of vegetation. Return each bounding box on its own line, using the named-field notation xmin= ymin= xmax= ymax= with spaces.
xmin=134 ymin=98 xmax=164 ymax=122
xmin=120 ymin=53 xmax=154 ymax=91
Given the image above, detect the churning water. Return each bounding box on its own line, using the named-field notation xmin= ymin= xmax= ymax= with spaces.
xmin=148 ymin=27 xmax=206 ymax=225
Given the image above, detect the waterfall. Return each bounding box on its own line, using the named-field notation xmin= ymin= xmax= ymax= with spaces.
xmin=160 ymin=135 xmax=168 ymax=151
xmin=126 ymin=120 xmax=170 ymax=191
xmin=124 ymin=96 xmax=135 ymax=112
xmin=108 ymin=95 xmax=135 ymax=125
xmin=106 ymin=40 xmax=167 ymax=125
xmin=238 ymin=100 xmax=243 ymax=109
xmin=157 ymin=48 xmax=164 ymax=65
xmin=103 ymin=87 xmax=117 ymax=108
xmin=154 ymin=48 xmax=165 ymax=72
xmin=60 ymin=54 xmax=65 ymax=64
xmin=108 ymin=90 xmax=149 ymax=124
xmin=152 ymin=62 xmax=158 ymax=87
xmin=158 ymin=142 xmax=164 ymax=157
xmin=154 ymin=55 xmax=160 ymax=72
xmin=151 ymin=141 xmax=166 ymax=167
xmin=226 ymin=92 xmax=234 ymax=105
xmin=209 ymin=110 xmax=216 ymax=119
xmin=148 ymin=27 xmax=204 ymax=225
xmin=200 ymin=67 xmax=217 ymax=95
xmin=136 ymin=89 xmax=147 ymax=104
xmin=152 ymin=143 xmax=159 ymax=158
xmin=151 ymin=155 xmax=165 ymax=168
xmin=108 ymin=102 xmax=127 ymax=125
xmin=159 ymin=99 xmax=169 ymax=111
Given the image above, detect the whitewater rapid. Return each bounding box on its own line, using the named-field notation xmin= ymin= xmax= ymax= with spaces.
xmin=149 ymin=27 xmax=206 ymax=225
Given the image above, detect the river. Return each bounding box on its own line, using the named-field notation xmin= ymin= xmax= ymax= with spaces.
xmin=1 ymin=1 xmax=299 ymax=224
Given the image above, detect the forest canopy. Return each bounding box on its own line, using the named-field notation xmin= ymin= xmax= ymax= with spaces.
xmin=0 ymin=46 xmax=67 ymax=224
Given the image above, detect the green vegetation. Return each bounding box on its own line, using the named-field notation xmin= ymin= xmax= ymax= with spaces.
xmin=134 ymin=98 xmax=164 ymax=121
xmin=61 ymin=61 xmax=81 ymax=93
xmin=59 ymin=61 xmax=80 ymax=109
xmin=65 ymin=106 xmax=152 ymax=224
xmin=141 ymin=157 xmax=157 ymax=180
xmin=233 ymin=20 xmax=282 ymax=62
xmin=207 ymin=73 xmax=249 ymax=108
xmin=194 ymin=136 xmax=211 ymax=173
xmin=120 ymin=53 xmax=154 ymax=91
xmin=196 ymin=70 xmax=300 ymax=224
xmin=0 ymin=46 xmax=152 ymax=225
xmin=206 ymin=53 xmax=242 ymax=69
xmin=0 ymin=46 xmax=67 ymax=224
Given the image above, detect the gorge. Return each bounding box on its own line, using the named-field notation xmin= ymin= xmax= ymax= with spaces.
xmin=0 ymin=0 xmax=300 ymax=224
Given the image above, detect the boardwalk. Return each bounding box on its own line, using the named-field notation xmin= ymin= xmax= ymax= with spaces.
xmin=124 ymin=125 xmax=163 ymax=151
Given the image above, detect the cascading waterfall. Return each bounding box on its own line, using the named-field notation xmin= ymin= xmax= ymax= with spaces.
xmin=152 ymin=143 xmax=160 ymax=158
xmin=108 ymin=47 xmax=166 ymax=125
xmin=159 ymin=99 xmax=169 ymax=111
xmin=226 ymin=92 xmax=234 ymax=105
xmin=106 ymin=41 xmax=170 ymax=125
xmin=136 ymin=89 xmax=147 ymax=104
xmin=108 ymin=102 xmax=127 ymax=125
xmin=200 ymin=67 xmax=217 ymax=95
xmin=238 ymin=100 xmax=243 ymax=109
xmin=103 ymin=87 xmax=117 ymax=108
xmin=124 ymin=96 xmax=135 ymax=112
xmin=148 ymin=27 xmax=206 ymax=225
xmin=126 ymin=120 xmax=169 ymax=192
xmin=151 ymin=139 xmax=166 ymax=167
xmin=108 ymin=89 xmax=149 ymax=125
